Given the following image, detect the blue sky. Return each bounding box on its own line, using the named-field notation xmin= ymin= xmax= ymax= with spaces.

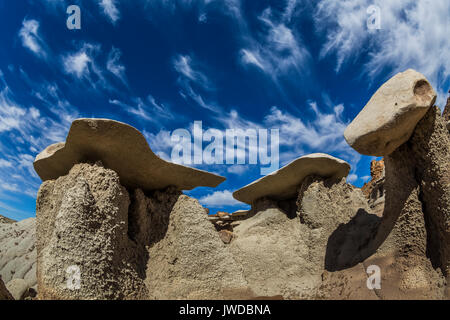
xmin=0 ymin=0 xmax=448 ymax=220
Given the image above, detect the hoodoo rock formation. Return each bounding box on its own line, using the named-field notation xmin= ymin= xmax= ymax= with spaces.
xmin=229 ymin=176 xmax=374 ymax=299
xmin=0 ymin=69 xmax=447 ymax=300
xmin=33 ymin=119 xmax=258 ymax=299
xmin=233 ymin=153 xmax=351 ymax=205
xmin=334 ymin=72 xmax=450 ymax=299
xmin=344 ymin=69 xmax=436 ymax=156
xmin=34 ymin=119 xmax=225 ymax=191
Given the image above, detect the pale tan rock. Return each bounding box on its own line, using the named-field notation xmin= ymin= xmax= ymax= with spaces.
xmin=34 ymin=118 xmax=225 ymax=192
xmin=317 ymin=265 xmax=379 ymax=300
xmin=231 ymin=210 xmax=250 ymax=217
xmin=0 ymin=218 xmax=36 ymax=289
xmin=218 ymin=230 xmax=233 ymax=244
xmin=330 ymin=106 xmax=450 ymax=299
xmin=6 ymin=278 xmax=29 ymax=300
xmin=233 ymin=153 xmax=350 ymax=204
xmin=36 ymin=163 xmax=148 ymax=300
xmin=344 ymin=69 xmax=436 ymax=156
xmin=144 ymin=195 xmax=250 ymax=299
xmin=230 ymin=177 xmax=372 ymax=299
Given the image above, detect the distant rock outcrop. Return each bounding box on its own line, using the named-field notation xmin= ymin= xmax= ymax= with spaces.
xmin=361 ymin=159 xmax=385 ymax=216
xmin=0 ymin=215 xmax=16 ymax=224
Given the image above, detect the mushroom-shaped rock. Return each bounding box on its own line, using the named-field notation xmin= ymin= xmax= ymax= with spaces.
xmin=233 ymin=153 xmax=350 ymax=205
xmin=344 ymin=69 xmax=436 ymax=156
xmin=34 ymin=119 xmax=225 ymax=191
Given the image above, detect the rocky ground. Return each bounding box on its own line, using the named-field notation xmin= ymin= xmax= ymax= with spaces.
xmin=0 ymin=69 xmax=449 ymax=300
xmin=0 ymin=215 xmax=16 ymax=224
xmin=0 ymin=216 xmax=36 ymax=300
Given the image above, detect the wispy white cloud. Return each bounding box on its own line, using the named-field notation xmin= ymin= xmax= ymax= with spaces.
xmin=110 ymin=95 xmax=173 ymax=123
xmin=110 ymin=98 xmax=153 ymax=122
xmin=314 ymin=0 xmax=450 ymax=108
xmin=347 ymin=173 xmax=358 ymax=184
xmin=213 ymin=99 xmax=361 ymax=173
xmin=240 ymin=49 xmax=266 ymax=71
xmin=143 ymin=129 xmax=173 ymax=160
xmin=18 ymin=19 xmax=48 ymax=59
xmin=0 ymin=159 xmax=13 ymax=168
xmin=264 ymin=102 xmax=360 ymax=167
xmin=63 ymin=50 xmax=91 ymax=78
xmin=198 ymin=190 xmax=242 ymax=207
xmin=99 ymin=0 xmax=121 ymax=24
xmin=62 ymin=43 xmax=117 ymax=92
xmin=106 ymin=47 xmax=127 ymax=85
xmin=238 ymin=6 xmax=310 ymax=82
xmin=227 ymin=164 xmax=249 ymax=175
xmin=173 ymin=54 xmax=220 ymax=112
xmin=178 ymin=81 xmax=220 ymax=113
xmin=173 ymin=55 xmax=211 ymax=90
xmin=0 ymin=69 xmax=78 ymax=206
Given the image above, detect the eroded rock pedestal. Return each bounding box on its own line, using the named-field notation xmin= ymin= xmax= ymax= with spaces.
xmin=325 ymin=98 xmax=449 ymax=298
xmin=229 ymin=175 xmax=376 ymax=299
xmin=350 ymin=106 xmax=450 ymax=299
xmin=36 ymin=162 xmax=251 ymax=300
xmin=36 ymin=163 xmax=148 ymax=299
xmin=32 ymin=83 xmax=449 ymax=299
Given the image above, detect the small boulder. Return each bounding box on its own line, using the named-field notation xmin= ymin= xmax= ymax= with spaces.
xmin=344 ymin=69 xmax=436 ymax=156
xmin=6 ymin=278 xmax=29 ymax=300
xmin=218 ymin=230 xmax=233 ymax=244
xmin=233 ymin=153 xmax=350 ymax=205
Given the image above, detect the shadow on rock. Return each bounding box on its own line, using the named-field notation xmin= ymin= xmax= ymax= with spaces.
xmin=325 ymin=208 xmax=381 ymax=272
